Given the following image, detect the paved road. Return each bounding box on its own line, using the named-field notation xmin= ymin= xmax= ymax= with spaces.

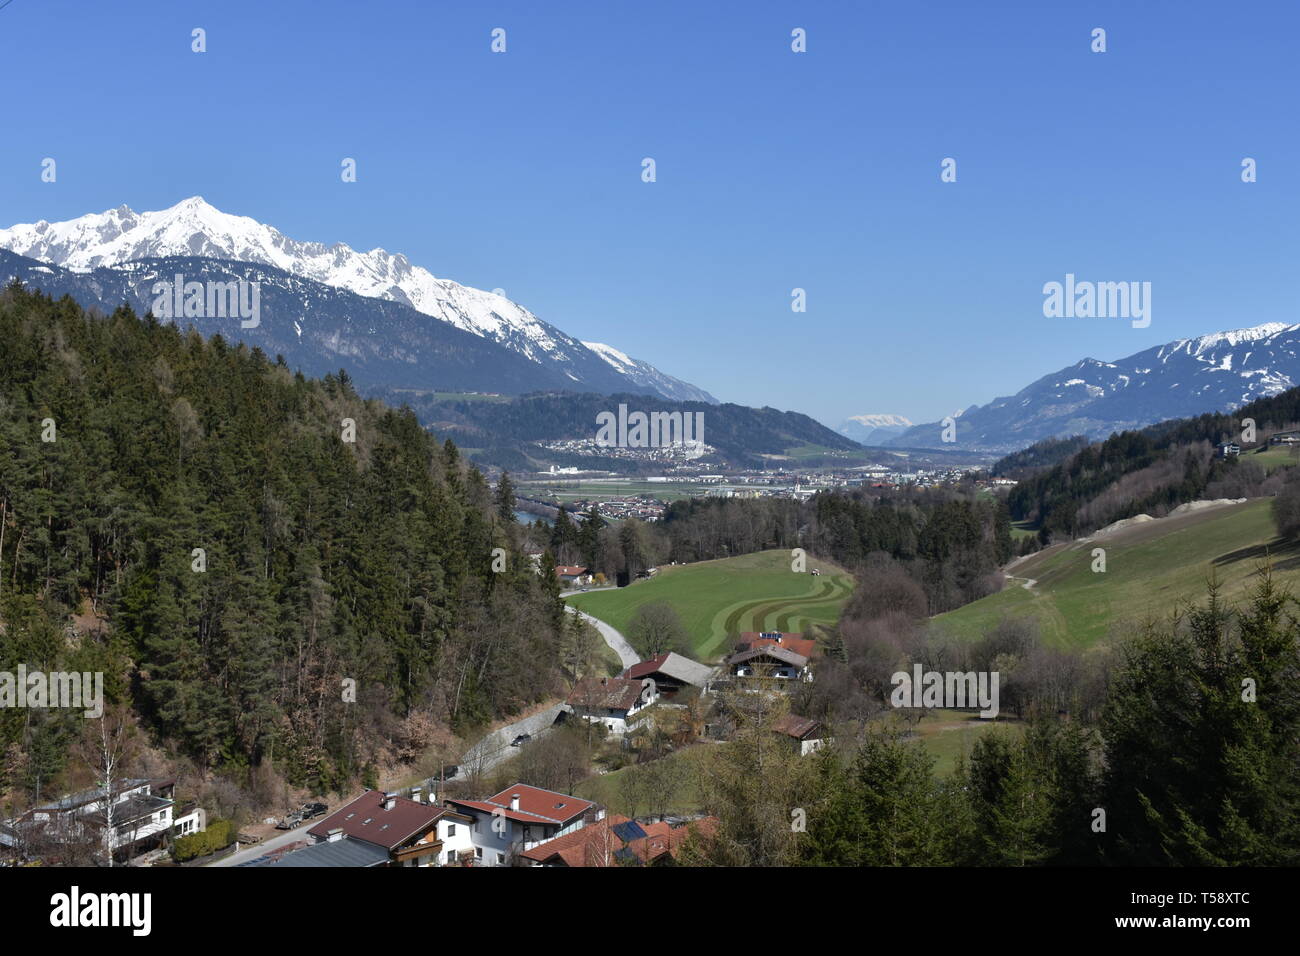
xmin=207 ymin=817 xmax=322 ymax=867
xmin=563 ymin=603 xmax=639 ymax=670
xmin=454 ymin=702 xmax=571 ymax=780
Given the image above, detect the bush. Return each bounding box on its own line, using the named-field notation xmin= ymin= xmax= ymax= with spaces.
xmin=1273 ymin=480 xmax=1300 ymax=538
xmin=172 ymin=817 xmax=236 ymax=862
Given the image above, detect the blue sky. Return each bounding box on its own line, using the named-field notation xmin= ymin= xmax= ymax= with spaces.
xmin=1 ymin=0 xmax=1297 ymax=428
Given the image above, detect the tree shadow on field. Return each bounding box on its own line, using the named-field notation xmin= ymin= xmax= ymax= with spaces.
xmin=1212 ymin=536 xmax=1300 ymax=574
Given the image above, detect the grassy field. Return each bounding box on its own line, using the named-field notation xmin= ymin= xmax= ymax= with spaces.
xmin=935 ymin=498 xmax=1297 ymax=649
xmin=1247 ymin=446 xmax=1300 ymax=473
xmin=574 ymin=745 xmax=712 ymax=815
xmin=565 ymin=550 xmax=854 ymax=661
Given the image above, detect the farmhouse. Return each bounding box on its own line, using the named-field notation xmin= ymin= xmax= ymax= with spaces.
xmin=1269 ymin=430 xmax=1300 ymax=446
xmin=621 ymin=652 xmax=715 ymax=697
xmin=1218 ymin=442 xmax=1241 ymax=458
xmin=567 ymin=676 xmax=658 ymax=733
xmin=734 ymin=631 xmax=818 ymax=661
xmin=726 ymin=645 xmax=812 ymax=683
xmin=445 ymin=784 xmax=599 ymax=866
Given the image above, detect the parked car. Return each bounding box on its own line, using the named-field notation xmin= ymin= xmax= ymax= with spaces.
xmin=274 ymin=812 xmax=302 ymax=830
xmin=300 ymin=802 xmax=327 ymax=820
xmin=511 ymin=733 xmax=532 ymax=747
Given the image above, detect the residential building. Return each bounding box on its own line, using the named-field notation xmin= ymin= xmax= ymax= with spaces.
xmin=305 ymin=789 xmax=474 ymax=867
xmin=566 ymin=675 xmax=658 ymax=733
xmin=445 ymin=784 xmax=600 ymax=866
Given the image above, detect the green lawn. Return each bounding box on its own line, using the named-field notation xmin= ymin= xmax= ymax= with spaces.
xmin=936 ymin=498 xmax=1299 ymax=648
xmin=1248 ymin=446 xmax=1300 ymax=473
xmin=565 ymin=550 xmax=854 ymax=661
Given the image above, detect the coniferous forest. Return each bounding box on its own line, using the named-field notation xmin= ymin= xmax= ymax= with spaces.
xmin=0 ymin=284 xmax=569 ymax=798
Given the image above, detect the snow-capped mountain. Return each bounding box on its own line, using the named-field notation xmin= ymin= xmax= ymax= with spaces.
xmin=581 ymin=341 xmax=715 ymax=404
xmin=887 ymin=322 xmax=1300 ymax=452
xmin=0 ymin=197 xmax=716 ymax=403
xmin=837 ymin=413 xmax=914 ymax=445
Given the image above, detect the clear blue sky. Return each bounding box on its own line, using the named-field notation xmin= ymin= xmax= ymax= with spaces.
xmin=2 ymin=0 xmax=1296 ymax=427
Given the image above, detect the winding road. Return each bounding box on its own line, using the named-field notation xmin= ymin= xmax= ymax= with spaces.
xmin=563 ymin=595 xmax=639 ymax=670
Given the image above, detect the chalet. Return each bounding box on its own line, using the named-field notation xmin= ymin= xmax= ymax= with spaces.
xmin=1218 ymin=442 xmax=1241 ymax=458
xmin=772 ymin=714 xmax=830 ymax=755
xmin=305 ymin=789 xmax=474 ymax=867
xmin=0 ymin=778 xmax=204 ymax=863
xmin=726 ymin=645 xmax=812 ymax=683
xmin=621 ymin=652 xmax=715 ymax=697
xmin=445 ymin=784 xmax=600 ymax=866
xmin=566 ymin=675 xmax=658 ymax=733
xmin=734 ymin=631 xmax=818 ymax=661
xmin=556 ymin=565 xmax=593 ymax=586
xmin=1269 ymin=431 xmax=1300 ymax=446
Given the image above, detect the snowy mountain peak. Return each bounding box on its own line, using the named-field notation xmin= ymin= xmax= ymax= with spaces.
xmin=0 ymin=198 xmax=716 ymax=402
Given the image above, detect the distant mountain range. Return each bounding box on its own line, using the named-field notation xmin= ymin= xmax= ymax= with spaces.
xmin=837 ymin=413 xmax=913 ymax=445
xmin=886 ymin=323 xmax=1300 ymax=452
xmin=0 ymin=197 xmax=716 ymax=403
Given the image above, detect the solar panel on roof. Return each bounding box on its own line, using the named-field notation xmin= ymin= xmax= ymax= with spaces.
xmin=611 ymin=820 xmax=648 ymax=842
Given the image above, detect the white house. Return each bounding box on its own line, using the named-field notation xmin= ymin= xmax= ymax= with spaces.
xmin=444 ymin=784 xmax=600 ymax=866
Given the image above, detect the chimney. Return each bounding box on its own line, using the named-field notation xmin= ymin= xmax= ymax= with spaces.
xmin=327 ymin=828 xmax=344 ymax=843
xmin=383 ymin=792 xmax=397 ymax=811
xmin=410 ymin=786 xmax=422 ymax=804
xmin=510 ymin=794 xmax=520 ymax=812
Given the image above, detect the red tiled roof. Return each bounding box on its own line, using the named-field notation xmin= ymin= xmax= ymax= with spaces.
xmin=735 ymin=632 xmax=817 ymax=660
xmin=622 ymin=653 xmax=670 ymax=681
xmin=555 ymin=566 xmax=589 ymax=576
xmin=520 ymin=814 xmax=632 ymax=865
xmin=447 ymin=783 xmax=594 ymax=827
xmin=307 ymin=790 xmax=446 ymax=850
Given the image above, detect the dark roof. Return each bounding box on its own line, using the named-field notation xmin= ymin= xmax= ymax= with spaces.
xmin=772 ymin=714 xmax=822 ymax=740
xmin=307 ymin=790 xmax=445 ymax=850
xmin=567 ymin=676 xmax=651 ymax=712
xmin=264 ymin=837 xmax=391 ymax=868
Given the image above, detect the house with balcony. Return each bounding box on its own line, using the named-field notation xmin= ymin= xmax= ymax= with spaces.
xmin=303 ymin=788 xmax=474 ymax=867
xmin=566 ymin=675 xmax=658 ymax=734
xmin=0 ymin=778 xmax=203 ymax=863
xmin=444 ymin=784 xmax=600 ymax=866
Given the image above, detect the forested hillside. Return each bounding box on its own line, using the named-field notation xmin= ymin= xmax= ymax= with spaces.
xmin=0 ymin=283 xmax=570 ymax=800
xmin=1007 ymin=389 xmax=1300 ymax=541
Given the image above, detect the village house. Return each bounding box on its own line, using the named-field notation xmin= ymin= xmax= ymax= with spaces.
xmin=566 ymin=675 xmax=658 ymax=733
xmin=556 ymin=565 xmax=594 ymax=586
xmin=620 ymin=652 xmax=715 ymax=698
xmin=520 ymin=813 xmax=718 ymax=867
xmin=303 ymin=788 xmax=474 ymax=867
xmin=726 ymin=645 xmax=812 ymax=684
xmin=772 ymin=714 xmax=831 ymax=755
xmin=0 ymin=778 xmax=205 ymax=863
xmin=445 ymin=784 xmax=600 ymax=866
